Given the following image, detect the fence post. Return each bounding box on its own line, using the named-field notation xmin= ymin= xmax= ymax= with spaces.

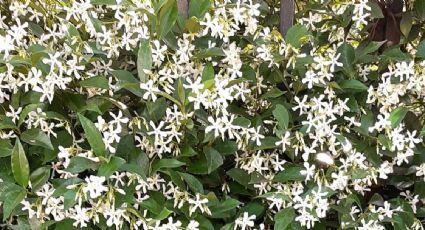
xmin=177 ymin=0 xmax=189 ymax=18
xmin=280 ymin=0 xmax=294 ymax=36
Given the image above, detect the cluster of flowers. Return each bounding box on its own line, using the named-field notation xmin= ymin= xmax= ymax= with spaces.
xmin=1 ymin=0 xmax=425 ymax=229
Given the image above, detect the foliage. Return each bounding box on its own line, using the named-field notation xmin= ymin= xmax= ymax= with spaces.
xmin=0 ymin=0 xmax=425 ymax=229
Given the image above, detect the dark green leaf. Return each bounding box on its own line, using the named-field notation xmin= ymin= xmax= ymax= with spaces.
xmin=356 ymin=41 xmax=386 ymax=58
xmin=118 ymin=163 xmax=147 ymax=180
xmin=0 ymin=182 xmax=26 ymax=220
xmin=415 ymin=0 xmax=425 ymax=20
xmin=30 ymin=166 xmax=50 ymax=192
xmin=11 ymin=139 xmax=29 ymax=187
xmin=189 ymin=0 xmax=210 ymax=18
xmin=21 ymin=128 xmax=54 ymax=150
xmin=78 ymin=113 xmax=105 ymax=156
xmin=273 ymin=165 xmax=305 ymax=182
xmin=337 ymin=43 xmax=355 ymax=76
xmin=204 ymin=147 xmax=223 ymax=174
xmin=152 ymin=159 xmax=186 ymax=173
xmin=64 ymin=156 xmax=99 ymax=174
xmin=159 ymin=0 xmax=178 ymax=38
xmin=226 ymin=168 xmax=250 ymax=187
xmin=274 ymin=207 xmax=295 ymax=230
xmin=98 ymin=156 xmax=126 ymax=178
xmin=178 ymin=172 xmax=204 ymax=194
xmin=210 ymin=198 xmax=241 ymax=215
xmin=339 ymin=79 xmax=368 ymax=92
xmin=273 ymin=104 xmax=290 ymax=130
xmin=416 ymin=39 xmax=425 ymax=59
xmin=112 ymin=70 xmax=144 ymax=96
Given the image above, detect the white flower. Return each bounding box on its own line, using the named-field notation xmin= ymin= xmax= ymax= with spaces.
xmin=140 ymin=80 xmax=159 ymax=102
xmin=72 ymin=205 xmax=90 ymax=228
xmin=248 ymin=126 xmax=264 ymax=146
xmin=416 ymin=163 xmax=425 ymax=180
xmin=5 ymin=105 xmax=22 ymax=123
xmin=82 ymin=175 xmax=108 ymax=198
xmin=275 ymin=131 xmax=290 ymax=152
xmin=188 ymin=194 xmax=209 ymax=216
xmin=300 ymin=162 xmax=316 ymax=181
xmin=187 ymin=220 xmax=200 ymax=230
xmin=234 ymin=212 xmax=256 ymax=230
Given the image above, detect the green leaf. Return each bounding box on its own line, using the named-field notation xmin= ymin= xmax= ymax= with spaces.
xmin=356 ymin=41 xmax=386 ymax=58
xmin=194 ymin=48 xmax=225 ymax=59
xmin=77 ymin=113 xmax=105 ymax=156
xmin=416 ymin=40 xmax=425 ymax=59
xmin=91 ymin=0 xmax=116 ymax=5
xmin=284 ymin=25 xmax=309 ymax=48
xmin=337 ymin=43 xmax=355 ymax=76
xmin=137 ymin=39 xmax=152 ymax=83
xmin=177 ymin=78 xmax=186 ymax=104
xmin=210 ymin=198 xmax=241 ymax=215
xmin=178 ymin=172 xmax=204 ymax=194
xmin=390 ymin=106 xmax=409 ymax=128
xmin=400 ymin=12 xmax=412 ymax=38
xmin=11 ymin=139 xmax=29 ymax=187
xmin=112 ymin=69 xmax=144 ymax=96
xmin=63 ymin=189 xmax=77 ymax=210
xmin=204 ymin=147 xmax=223 ymax=174
xmin=0 ymin=182 xmax=26 ymax=220
xmin=181 ymin=145 xmax=197 ymax=157
xmin=79 ymin=76 xmax=109 ymax=89
xmin=64 ymin=156 xmax=100 ymax=174
xmin=189 ymin=0 xmax=210 ymax=18
xmin=0 ymin=139 xmax=13 ymax=157
xmin=158 ymin=0 xmax=178 ymax=38
xmin=155 ymin=207 xmax=173 ymax=220
xmin=382 ymin=47 xmax=411 ymax=62
xmin=186 ymin=17 xmax=201 ymax=33
xmin=415 ymin=0 xmax=425 ymax=20
xmin=119 ymin=163 xmax=147 ymax=180
xmin=18 ymin=104 xmax=42 ymax=126
xmin=368 ymin=1 xmax=384 ymax=18
xmin=273 ymin=165 xmax=305 ymax=182
xmin=30 ymin=166 xmax=50 ymax=192
xmin=226 ymin=168 xmax=250 ymax=187
xmin=98 ymin=156 xmax=126 ymax=178
xmin=202 ymin=62 xmax=214 ymax=82
xmin=21 ymin=128 xmax=54 ymax=150
xmin=273 ymin=104 xmax=290 ymax=130
xmin=261 ymin=88 xmax=284 ymax=99
xmin=274 ymin=207 xmax=296 ymax=230
xmin=339 ymin=79 xmax=368 ymax=92
xmin=152 ymin=159 xmax=186 ymax=173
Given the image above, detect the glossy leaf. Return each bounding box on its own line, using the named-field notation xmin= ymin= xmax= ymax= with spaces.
xmin=78 ymin=113 xmax=105 ymax=156
xmin=11 ymin=139 xmax=29 ymax=187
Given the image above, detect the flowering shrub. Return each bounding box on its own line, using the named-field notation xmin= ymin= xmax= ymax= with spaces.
xmin=1 ymin=0 xmax=425 ymax=229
